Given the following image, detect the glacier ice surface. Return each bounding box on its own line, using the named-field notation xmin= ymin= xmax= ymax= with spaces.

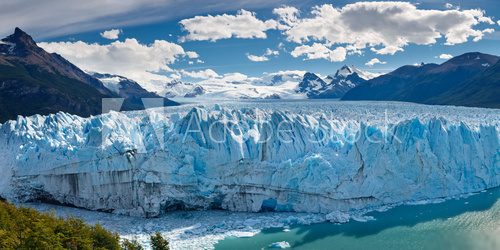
xmin=1 ymin=100 xmax=499 ymax=218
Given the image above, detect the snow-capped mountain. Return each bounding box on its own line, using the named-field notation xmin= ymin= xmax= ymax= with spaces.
xmin=319 ymin=65 xmax=376 ymax=98
xmin=183 ymin=85 xmax=206 ymax=97
xmin=160 ymin=80 xmax=196 ymax=98
xmin=296 ymin=72 xmax=328 ymax=98
xmin=1 ymin=102 xmax=498 ymax=217
xmin=156 ymin=71 xmax=306 ymax=100
xmin=91 ymin=73 xmax=178 ymax=109
xmin=126 ymin=67 xmax=379 ymax=101
xmin=296 ymin=66 xmax=378 ymax=99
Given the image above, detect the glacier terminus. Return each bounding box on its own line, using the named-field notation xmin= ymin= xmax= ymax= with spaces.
xmin=0 ymin=100 xmax=498 ymax=218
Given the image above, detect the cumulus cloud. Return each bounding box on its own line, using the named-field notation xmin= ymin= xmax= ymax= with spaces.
xmin=291 ymin=43 xmax=346 ymax=62
xmin=100 ymin=29 xmax=121 ymax=39
xmin=185 ymin=51 xmax=199 ymax=58
xmin=180 ymin=69 xmax=219 ymax=79
xmin=179 ymin=9 xmax=277 ymax=41
xmin=437 ymin=54 xmax=453 ymax=59
xmin=278 ymin=2 xmax=496 ymax=56
xmin=220 ymin=72 xmax=252 ymax=83
xmin=246 ymin=48 xmax=280 ymax=62
xmin=273 ymin=6 xmax=300 ymax=29
xmin=39 ymin=39 xmax=197 ymax=86
xmin=247 ymin=54 xmax=269 ymax=62
xmin=365 ymin=58 xmax=386 ymax=66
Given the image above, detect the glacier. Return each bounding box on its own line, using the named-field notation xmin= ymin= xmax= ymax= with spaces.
xmin=0 ymin=101 xmax=499 ymax=217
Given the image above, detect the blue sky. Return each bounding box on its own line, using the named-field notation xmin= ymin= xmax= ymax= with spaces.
xmin=2 ymin=0 xmax=499 ymax=84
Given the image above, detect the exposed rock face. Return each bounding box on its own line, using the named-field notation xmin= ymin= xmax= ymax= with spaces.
xmin=184 ymin=85 xmax=205 ymax=98
xmin=0 ymin=102 xmax=498 ymax=217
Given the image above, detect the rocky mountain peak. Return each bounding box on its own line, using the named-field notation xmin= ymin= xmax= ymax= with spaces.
xmin=1 ymin=27 xmax=39 ymax=56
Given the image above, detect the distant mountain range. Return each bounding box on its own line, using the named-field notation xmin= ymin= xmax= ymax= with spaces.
xmin=342 ymin=52 xmax=500 ymax=108
xmin=157 ymin=66 xmax=375 ymax=100
xmin=0 ymin=28 xmax=497 ymax=123
xmin=298 ymin=65 xmax=377 ymax=98
xmin=91 ymin=72 xmax=177 ymax=110
xmin=0 ymin=28 xmax=176 ymax=122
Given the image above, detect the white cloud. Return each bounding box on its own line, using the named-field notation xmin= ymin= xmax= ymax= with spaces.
xmin=437 ymin=54 xmax=453 ymax=59
xmin=100 ymin=29 xmax=121 ymax=39
xmin=265 ymin=48 xmax=279 ymax=56
xmin=246 ymin=48 xmax=280 ymax=62
xmin=180 ymin=69 xmax=219 ymax=79
xmin=291 ymin=43 xmax=346 ymax=62
xmin=365 ymin=58 xmax=386 ymax=66
xmin=444 ymin=3 xmax=457 ymax=10
xmin=267 ymin=70 xmax=306 ymax=76
xmin=185 ymin=51 xmax=199 ymax=58
xmin=273 ymin=6 xmax=300 ymax=29
xmin=0 ymin=0 xmax=288 ymax=39
xmin=278 ymin=2 xmax=496 ymax=55
xmin=179 ymin=9 xmax=277 ymax=41
xmin=471 ymin=28 xmax=495 ymax=42
xmin=498 ymin=20 xmax=500 ymax=26
xmin=220 ymin=72 xmax=252 ymax=83
xmin=247 ymin=54 xmax=269 ymax=62
xmin=39 ymin=38 xmax=197 ymax=86
xmin=370 ymin=46 xmax=403 ymax=55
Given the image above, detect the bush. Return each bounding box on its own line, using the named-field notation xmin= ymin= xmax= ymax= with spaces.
xmin=122 ymin=238 xmax=144 ymax=250
xmin=0 ymin=201 xmax=120 ymax=249
xmin=150 ymin=232 xmax=169 ymax=250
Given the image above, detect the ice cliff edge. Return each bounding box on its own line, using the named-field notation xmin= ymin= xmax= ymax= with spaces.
xmin=0 ymin=102 xmax=498 ymax=217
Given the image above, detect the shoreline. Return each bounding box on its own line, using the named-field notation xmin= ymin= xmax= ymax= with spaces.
xmin=17 ymin=187 xmax=497 ymax=249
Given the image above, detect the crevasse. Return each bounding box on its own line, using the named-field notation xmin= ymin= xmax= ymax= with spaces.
xmin=0 ymin=102 xmax=498 ymax=217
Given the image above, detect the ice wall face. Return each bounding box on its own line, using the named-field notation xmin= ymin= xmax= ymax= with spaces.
xmin=0 ymin=101 xmax=499 ymax=217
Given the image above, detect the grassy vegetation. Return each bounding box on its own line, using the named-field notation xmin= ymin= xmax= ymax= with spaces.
xmin=0 ymin=201 xmax=169 ymax=250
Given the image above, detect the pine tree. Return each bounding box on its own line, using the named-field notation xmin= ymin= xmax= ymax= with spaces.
xmin=150 ymin=232 xmax=169 ymax=250
xmin=122 ymin=238 xmax=144 ymax=250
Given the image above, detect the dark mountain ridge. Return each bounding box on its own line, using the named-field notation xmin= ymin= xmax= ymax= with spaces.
xmin=342 ymin=52 xmax=499 ymax=108
xmin=0 ymin=28 xmax=177 ymax=122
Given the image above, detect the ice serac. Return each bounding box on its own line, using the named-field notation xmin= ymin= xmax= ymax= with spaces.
xmin=0 ymin=102 xmax=499 ymax=217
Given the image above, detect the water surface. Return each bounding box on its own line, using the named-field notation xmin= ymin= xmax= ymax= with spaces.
xmin=216 ymin=188 xmax=500 ymax=250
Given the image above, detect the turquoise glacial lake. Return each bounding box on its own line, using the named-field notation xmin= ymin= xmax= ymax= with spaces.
xmin=216 ymin=188 xmax=500 ymax=250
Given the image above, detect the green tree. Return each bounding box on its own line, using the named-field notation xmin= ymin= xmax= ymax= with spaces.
xmin=0 ymin=200 xmax=121 ymax=250
xmin=122 ymin=239 xmax=144 ymax=250
xmin=92 ymin=224 xmax=120 ymax=250
xmin=150 ymin=232 xmax=169 ymax=250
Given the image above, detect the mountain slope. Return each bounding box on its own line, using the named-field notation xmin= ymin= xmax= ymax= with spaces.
xmin=342 ymin=52 xmax=500 ymax=108
xmin=0 ymin=28 xmax=177 ymax=122
xmin=91 ymin=73 xmax=178 ymax=109
xmin=297 ymin=66 xmax=376 ymax=99
xmin=320 ymin=65 xmax=374 ymax=98
xmin=427 ymin=60 xmax=500 ymax=108
xmin=296 ymin=72 xmax=328 ymax=98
